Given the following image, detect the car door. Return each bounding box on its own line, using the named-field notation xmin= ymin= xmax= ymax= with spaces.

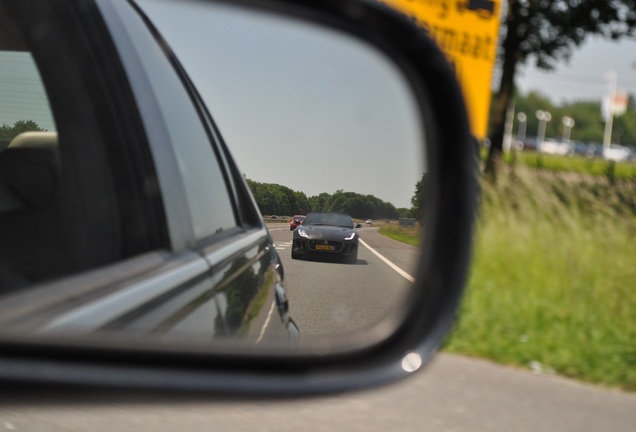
xmin=0 ymin=0 xmax=294 ymax=342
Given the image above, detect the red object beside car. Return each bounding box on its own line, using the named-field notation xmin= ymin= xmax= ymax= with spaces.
xmin=290 ymin=215 xmax=306 ymax=230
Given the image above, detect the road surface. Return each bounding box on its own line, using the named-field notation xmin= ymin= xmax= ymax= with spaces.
xmin=267 ymin=224 xmax=418 ymax=337
xmin=1 ymin=354 xmax=635 ymax=431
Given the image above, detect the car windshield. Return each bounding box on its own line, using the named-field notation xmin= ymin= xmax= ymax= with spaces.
xmin=303 ymin=213 xmax=353 ymax=228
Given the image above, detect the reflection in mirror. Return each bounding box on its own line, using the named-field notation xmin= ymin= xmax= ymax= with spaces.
xmin=138 ymin=0 xmax=426 ymax=343
xmin=0 ymin=0 xmax=427 ymax=352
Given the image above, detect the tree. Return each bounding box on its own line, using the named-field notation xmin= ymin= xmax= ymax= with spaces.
xmin=486 ymin=0 xmax=636 ymax=179
xmin=628 ymin=93 xmax=636 ymax=112
xmin=246 ymin=179 xmax=402 ymax=219
xmin=0 ymin=120 xmax=46 ymax=148
xmin=410 ymin=172 xmax=428 ymax=221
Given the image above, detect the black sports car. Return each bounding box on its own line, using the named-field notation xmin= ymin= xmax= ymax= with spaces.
xmin=291 ymin=212 xmax=360 ymax=263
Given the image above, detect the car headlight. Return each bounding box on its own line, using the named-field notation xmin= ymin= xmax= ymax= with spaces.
xmin=298 ymin=228 xmax=309 ymax=238
xmin=344 ymin=232 xmax=356 ymax=240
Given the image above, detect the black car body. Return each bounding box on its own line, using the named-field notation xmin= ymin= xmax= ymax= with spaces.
xmin=291 ymin=212 xmax=359 ymax=263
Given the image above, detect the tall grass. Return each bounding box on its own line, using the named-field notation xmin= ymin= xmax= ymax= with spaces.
xmin=445 ymin=166 xmax=636 ymax=391
xmin=510 ymin=151 xmax=636 ymax=180
xmin=378 ymin=223 xmax=420 ymax=246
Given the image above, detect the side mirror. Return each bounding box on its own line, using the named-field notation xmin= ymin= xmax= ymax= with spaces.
xmin=0 ymin=0 xmax=476 ymax=395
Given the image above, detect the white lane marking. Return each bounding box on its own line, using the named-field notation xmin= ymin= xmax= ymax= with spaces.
xmin=256 ymin=300 xmax=276 ymax=344
xmin=275 ymin=242 xmax=292 ymax=251
xmin=359 ymin=238 xmax=415 ymax=283
xmin=275 ymin=242 xmax=292 ymax=249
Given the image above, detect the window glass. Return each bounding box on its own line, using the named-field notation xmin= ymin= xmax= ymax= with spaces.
xmin=118 ymin=1 xmax=238 ymax=241
xmin=0 ymin=6 xmax=124 ymax=291
xmin=163 ymin=84 xmax=237 ymax=240
xmin=0 ymin=40 xmax=63 ymax=289
xmin=0 ymin=51 xmax=55 ymax=149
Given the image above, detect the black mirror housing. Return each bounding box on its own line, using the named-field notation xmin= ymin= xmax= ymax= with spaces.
xmin=0 ymin=0 xmax=476 ymax=396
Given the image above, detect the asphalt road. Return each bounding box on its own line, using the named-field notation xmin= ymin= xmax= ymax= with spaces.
xmin=267 ymin=224 xmax=418 ymax=337
xmin=2 ymin=354 xmax=635 ymax=431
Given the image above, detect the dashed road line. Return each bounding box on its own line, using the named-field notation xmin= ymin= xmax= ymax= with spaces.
xmin=275 ymin=241 xmax=292 ymax=251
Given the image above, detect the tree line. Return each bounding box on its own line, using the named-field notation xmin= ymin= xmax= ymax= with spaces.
xmin=245 ymin=178 xmax=421 ymax=220
xmin=0 ymin=120 xmax=46 ymax=148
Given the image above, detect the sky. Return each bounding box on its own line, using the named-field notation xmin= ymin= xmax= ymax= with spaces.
xmin=138 ymin=0 xmax=425 ymax=209
xmin=515 ymin=36 xmax=636 ymax=105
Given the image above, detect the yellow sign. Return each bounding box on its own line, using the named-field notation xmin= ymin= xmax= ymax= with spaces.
xmin=380 ymin=0 xmax=501 ymax=139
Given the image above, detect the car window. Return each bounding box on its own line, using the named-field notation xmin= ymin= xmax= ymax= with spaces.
xmin=0 ymin=52 xmax=55 ymax=149
xmin=0 ymin=3 xmax=160 ymax=292
xmin=113 ymin=0 xmax=238 ymax=243
xmin=0 ymin=9 xmax=106 ymax=289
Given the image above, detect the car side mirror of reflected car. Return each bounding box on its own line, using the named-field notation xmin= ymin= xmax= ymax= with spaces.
xmin=0 ymin=0 xmax=476 ymax=396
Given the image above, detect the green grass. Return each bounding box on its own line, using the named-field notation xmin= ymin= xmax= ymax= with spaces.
xmin=445 ymin=167 xmax=636 ymax=391
xmin=507 ymin=151 xmax=636 ymax=180
xmin=378 ymin=163 xmax=636 ymax=391
xmin=378 ymin=223 xmax=421 ymax=247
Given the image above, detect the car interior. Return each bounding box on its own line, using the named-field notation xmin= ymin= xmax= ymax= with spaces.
xmin=0 ymin=7 xmax=123 ymax=294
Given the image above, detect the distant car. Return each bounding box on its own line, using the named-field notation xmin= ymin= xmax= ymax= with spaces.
xmin=586 ymin=142 xmax=603 ymax=158
xmin=289 ymin=215 xmax=306 ymax=230
xmin=571 ymin=141 xmax=589 ymax=156
xmin=271 ymin=215 xmax=278 ymax=219
xmin=539 ymin=138 xmax=573 ymax=156
xmin=604 ymin=144 xmax=631 ymax=162
xmin=366 ymin=219 xmax=372 ymax=224
xmin=521 ymin=137 xmax=537 ymax=151
xmin=291 ymin=212 xmax=360 ymax=263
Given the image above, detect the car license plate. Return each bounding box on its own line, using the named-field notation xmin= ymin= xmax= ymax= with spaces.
xmin=315 ymin=244 xmax=334 ymax=251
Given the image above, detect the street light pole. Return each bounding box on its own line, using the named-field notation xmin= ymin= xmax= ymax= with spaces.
xmin=562 ymin=116 xmax=575 ymax=144
xmin=517 ymin=112 xmax=527 ymax=143
xmin=603 ymin=70 xmax=617 ymax=156
xmin=536 ymin=110 xmax=551 ymax=152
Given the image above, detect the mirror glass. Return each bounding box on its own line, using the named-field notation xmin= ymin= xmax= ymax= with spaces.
xmin=0 ymin=0 xmax=427 ymax=351
xmin=137 ymin=0 xmax=426 ymax=342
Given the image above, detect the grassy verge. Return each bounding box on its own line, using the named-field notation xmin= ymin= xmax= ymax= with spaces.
xmin=508 ymin=151 xmax=636 ymax=180
xmin=377 ymin=223 xmax=421 ymax=247
xmin=379 ymin=165 xmax=636 ymax=391
xmin=480 ymin=147 xmax=636 ymax=180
